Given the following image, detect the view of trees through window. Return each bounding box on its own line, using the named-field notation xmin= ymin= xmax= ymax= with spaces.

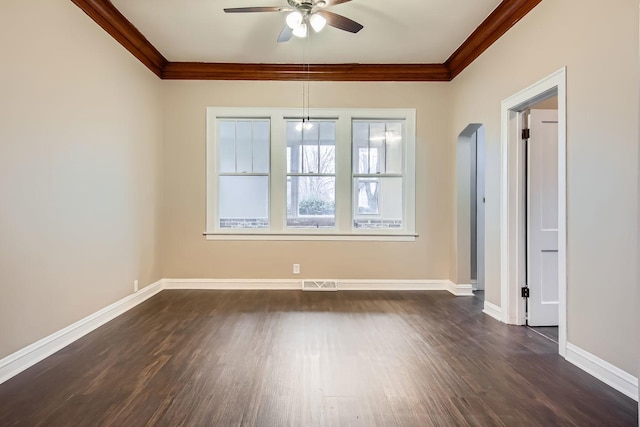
xmin=286 ymin=120 xmax=336 ymax=228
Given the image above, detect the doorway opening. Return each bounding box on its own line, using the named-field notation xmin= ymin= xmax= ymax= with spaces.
xmin=456 ymin=124 xmax=485 ymax=296
xmin=500 ymin=68 xmax=567 ymax=357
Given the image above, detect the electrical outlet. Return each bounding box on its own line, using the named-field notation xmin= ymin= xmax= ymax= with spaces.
xmin=293 ymin=264 xmax=300 ymax=274
xmin=134 ymin=280 xmax=139 ymax=292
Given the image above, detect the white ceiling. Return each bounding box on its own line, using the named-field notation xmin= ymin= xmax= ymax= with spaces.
xmin=111 ymin=0 xmax=502 ymax=64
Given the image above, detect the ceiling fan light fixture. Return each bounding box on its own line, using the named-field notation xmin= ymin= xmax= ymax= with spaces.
xmin=292 ymin=22 xmax=308 ymax=38
xmin=286 ymin=11 xmax=303 ymax=29
xmin=295 ymin=122 xmax=314 ymax=131
xmin=309 ymin=13 xmax=326 ymax=32
xmin=224 ymin=0 xmax=364 ymax=42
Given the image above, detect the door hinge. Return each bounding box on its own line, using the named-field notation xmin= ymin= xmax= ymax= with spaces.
xmin=522 ymin=128 xmax=530 ymax=139
xmin=521 ymin=287 xmax=530 ymax=298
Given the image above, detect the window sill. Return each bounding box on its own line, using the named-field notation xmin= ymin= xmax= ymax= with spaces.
xmin=203 ymin=232 xmax=417 ymax=242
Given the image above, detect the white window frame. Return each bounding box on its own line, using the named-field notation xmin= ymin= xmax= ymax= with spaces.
xmin=206 ymin=107 xmax=416 ymax=241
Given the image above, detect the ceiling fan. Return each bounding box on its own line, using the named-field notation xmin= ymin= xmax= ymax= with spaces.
xmin=224 ymin=0 xmax=363 ymax=43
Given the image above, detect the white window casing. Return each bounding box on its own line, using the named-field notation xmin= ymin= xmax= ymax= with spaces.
xmin=206 ymin=107 xmax=416 ymax=241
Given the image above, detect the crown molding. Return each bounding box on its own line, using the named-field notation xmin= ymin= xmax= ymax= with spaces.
xmin=162 ymin=62 xmax=450 ymax=81
xmin=70 ymin=0 xmax=542 ymax=82
xmin=70 ymin=0 xmax=167 ymax=77
xmin=445 ymin=0 xmax=543 ymax=79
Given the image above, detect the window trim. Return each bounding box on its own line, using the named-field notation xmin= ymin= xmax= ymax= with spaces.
xmin=206 ymin=107 xmax=416 ymax=241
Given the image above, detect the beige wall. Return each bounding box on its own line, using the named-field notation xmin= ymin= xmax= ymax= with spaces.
xmin=161 ymin=81 xmax=452 ymax=280
xmin=0 ymin=0 xmax=163 ymax=358
xmin=451 ymin=0 xmax=639 ymax=374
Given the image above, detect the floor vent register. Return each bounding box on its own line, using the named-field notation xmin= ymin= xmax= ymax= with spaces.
xmin=301 ymin=280 xmax=339 ymax=292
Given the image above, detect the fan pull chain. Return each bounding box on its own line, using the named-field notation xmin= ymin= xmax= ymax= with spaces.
xmin=300 ymin=29 xmax=312 ymax=124
xmin=301 ymin=29 xmax=306 ymax=124
xmin=306 ymin=29 xmax=311 ymax=123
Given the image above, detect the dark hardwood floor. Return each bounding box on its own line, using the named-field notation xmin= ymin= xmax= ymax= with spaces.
xmin=0 ymin=290 xmax=636 ymax=426
xmin=529 ymin=326 xmax=559 ymax=344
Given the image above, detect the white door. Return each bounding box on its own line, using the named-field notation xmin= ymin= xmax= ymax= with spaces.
xmin=527 ymin=109 xmax=559 ymax=326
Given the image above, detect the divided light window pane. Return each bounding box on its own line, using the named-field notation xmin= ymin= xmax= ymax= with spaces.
xmin=218 ymin=119 xmax=270 ymax=229
xmin=219 ymin=121 xmax=237 ymax=173
xmin=219 ymin=176 xmax=269 ymax=229
xmin=352 ymin=120 xmax=404 ymax=230
xmin=252 ymin=121 xmax=270 ymax=173
xmin=385 ymin=122 xmax=403 ymax=174
xmin=286 ymin=120 xmax=336 ymax=229
xmin=353 ymin=177 xmax=403 ymax=229
xmin=287 ymin=177 xmax=336 ymax=228
xmin=236 ymin=121 xmax=253 ymax=173
xmin=352 ymin=121 xmax=403 ymax=174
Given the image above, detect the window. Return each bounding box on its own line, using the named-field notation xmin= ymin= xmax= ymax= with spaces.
xmin=352 ymin=121 xmax=404 ymax=229
xmin=206 ymin=108 xmax=416 ymax=241
xmin=217 ymin=119 xmax=270 ymax=229
xmin=287 ymin=120 xmax=336 ymax=228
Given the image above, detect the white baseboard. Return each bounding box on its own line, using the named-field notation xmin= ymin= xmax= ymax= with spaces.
xmin=339 ymin=279 xmax=451 ymax=292
xmin=446 ymin=282 xmax=474 ymax=296
xmin=163 ymin=278 xmax=300 ymax=290
xmin=482 ymin=301 xmax=502 ymax=321
xmin=164 ymin=278 xmax=463 ymax=294
xmin=0 ymin=280 xmax=163 ymax=386
xmin=566 ymin=342 xmax=638 ymax=401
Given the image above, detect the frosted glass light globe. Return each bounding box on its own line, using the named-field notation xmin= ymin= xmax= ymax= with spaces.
xmin=292 ymin=22 xmax=308 ymax=38
xmin=310 ymin=14 xmax=326 ymax=32
xmin=286 ymin=11 xmax=303 ymax=29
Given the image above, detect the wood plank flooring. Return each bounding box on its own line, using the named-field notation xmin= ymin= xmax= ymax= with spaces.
xmin=529 ymin=326 xmax=559 ymax=343
xmin=0 ymin=290 xmax=637 ymax=426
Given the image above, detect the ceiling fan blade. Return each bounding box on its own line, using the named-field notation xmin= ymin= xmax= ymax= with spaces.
xmin=316 ymin=10 xmax=363 ymax=33
xmin=277 ymin=26 xmax=293 ymax=43
xmin=323 ymin=0 xmax=354 ymax=6
xmin=224 ymin=6 xmax=286 ymax=13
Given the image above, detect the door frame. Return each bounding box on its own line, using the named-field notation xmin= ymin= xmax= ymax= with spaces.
xmin=500 ymin=68 xmax=567 ymax=357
